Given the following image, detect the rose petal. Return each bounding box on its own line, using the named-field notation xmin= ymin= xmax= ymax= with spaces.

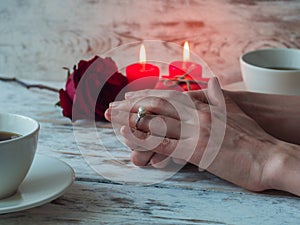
xmin=59 ymin=89 xmax=73 ymax=119
xmin=65 ymin=73 xmax=76 ymax=101
xmin=74 ymin=56 xmax=99 ymax=88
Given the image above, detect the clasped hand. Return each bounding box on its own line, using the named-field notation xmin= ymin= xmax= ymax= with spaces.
xmin=105 ymin=77 xmax=300 ymax=196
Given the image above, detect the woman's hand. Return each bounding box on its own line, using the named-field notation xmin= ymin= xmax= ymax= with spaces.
xmin=105 ymin=78 xmax=300 ymax=195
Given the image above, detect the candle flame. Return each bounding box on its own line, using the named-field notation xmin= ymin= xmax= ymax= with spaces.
xmin=183 ymin=41 xmax=190 ymax=62
xmin=139 ymin=44 xmax=146 ymax=64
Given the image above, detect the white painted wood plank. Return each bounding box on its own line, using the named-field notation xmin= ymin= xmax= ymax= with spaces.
xmin=1 ymin=181 xmax=299 ymax=225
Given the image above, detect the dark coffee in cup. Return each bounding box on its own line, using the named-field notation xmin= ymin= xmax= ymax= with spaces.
xmin=265 ymin=67 xmax=300 ymax=71
xmin=0 ymin=131 xmax=21 ymax=142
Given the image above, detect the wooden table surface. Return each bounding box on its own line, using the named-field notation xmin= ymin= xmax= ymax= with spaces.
xmin=0 ymin=0 xmax=300 ymax=224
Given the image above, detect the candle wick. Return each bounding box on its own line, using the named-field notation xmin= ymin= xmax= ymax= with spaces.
xmin=187 ymin=81 xmax=191 ymax=91
xmin=141 ymin=62 xmax=146 ymax=71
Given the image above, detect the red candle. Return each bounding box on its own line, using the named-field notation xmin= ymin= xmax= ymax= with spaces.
xmin=126 ymin=44 xmax=160 ymax=91
xmin=156 ymin=41 xmax=208 ymax=91
xmin=169 ymin=41 xmax=202 ymax=80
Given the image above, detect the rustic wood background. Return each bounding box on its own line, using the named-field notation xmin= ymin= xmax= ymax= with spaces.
xmin=1 ymin=0 xmax=299 ymax=84
xmin=1 ymin=1 xmax=300 ymax=223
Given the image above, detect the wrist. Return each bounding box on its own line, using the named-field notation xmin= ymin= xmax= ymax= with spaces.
xmin=263 ymin=141 xmax=300 ymax=196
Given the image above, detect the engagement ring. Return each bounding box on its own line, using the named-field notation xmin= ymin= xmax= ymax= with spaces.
xmin=135 ymin=106 xmax=147 ymax=129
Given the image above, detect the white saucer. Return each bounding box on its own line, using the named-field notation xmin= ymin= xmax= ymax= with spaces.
xmin=0 ymin=154 xmax=75 ymax=214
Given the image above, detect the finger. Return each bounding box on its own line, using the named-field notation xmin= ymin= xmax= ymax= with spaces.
xmin=110 ymin=96 xmax=199 ymax=123
xmin=125 ymin=86 xmax=211 ymax=107
xmin=198 ymin=77 xmax=228 ymax=170
xmin=125 ymin=89 xmax=194 ymax=105
xmin=126 ymin=90 xmax=200 ymax=112
xmin=124 ymin=131 xmax=172 ymax=168
xmin=120 ymin=126 xmax=165 ymax=151
xmin=207 ymin=77 xmax=224 ymax=107
xmin=110 ymin=97 xmax=178 ymax=120
xmin=121 ymin=126 xmax=199 ymax=163
xmin=130 ymin=146 xmax=172 ymax=168
xmin=104 ymin=108 xmax=112 ymax=121
xmin=123 ymin=131 xmax=155 ymax=166
xmin=128 ymin=139 xmax=190 ymax=167
xmin=172 ymin=158 xmax=187 ymax=165
xmin=131 ymin=145 xmax=184 ymax=168
xmin=130 ymin=150 xmax=154 ymax=167
xmin=114 ymin=111 xmax=196 ymax=139
xmin=150 ymin=154 xmax=171 ymax=168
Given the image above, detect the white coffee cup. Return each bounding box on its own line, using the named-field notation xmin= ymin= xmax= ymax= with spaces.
xmin=240 ymin=48 xmax=300 ymax=95
xmin=0 ymin=113 xmax=39 ymax=199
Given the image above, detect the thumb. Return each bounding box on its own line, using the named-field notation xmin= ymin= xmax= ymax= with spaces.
xmin=207 ymin=77 xmax=224 ymax=107
xmin=198 ymin=77 xmax=227 ymax=170
xmin=208 ymin=77 xmax=242 ymax=113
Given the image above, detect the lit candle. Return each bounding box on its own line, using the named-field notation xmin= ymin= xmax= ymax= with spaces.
xmin=126 ymin=44 xmax=160 ymax=91
xmin=158 ymin=41 xmax=208 ymax=91
xmin=169 ymin=41 xmax=203 ymax=80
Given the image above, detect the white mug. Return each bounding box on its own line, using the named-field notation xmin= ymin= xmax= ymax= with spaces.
xmin=0 ymin=113 xmax=39 ymax=199
xmin=240 ymin=48 xmax=300 ymax=95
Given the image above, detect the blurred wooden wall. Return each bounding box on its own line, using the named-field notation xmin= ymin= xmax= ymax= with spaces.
xmin=0 ymin=0 xmax=299 ymax=84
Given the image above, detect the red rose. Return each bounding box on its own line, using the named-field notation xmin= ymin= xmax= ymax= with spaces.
xmin=59 ymin=56 xmax=128 ymax=121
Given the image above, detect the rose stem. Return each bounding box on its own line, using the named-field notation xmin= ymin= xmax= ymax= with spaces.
xmin=0 ymin=76 xmax=59 ymax=93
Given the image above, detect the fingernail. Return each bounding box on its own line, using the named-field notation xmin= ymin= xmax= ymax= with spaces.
xmin=109 ymin=101 xmax=120 ymax=108
xmin=120 ymin=126 xmax=135 ymax=139
xmin=120 ymin=125 xmax=129 ymax=135
xmin=104 ymin=108 xmax=111 ymax=121
xmin=125 ymin=92 xmax=134 ymax=99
